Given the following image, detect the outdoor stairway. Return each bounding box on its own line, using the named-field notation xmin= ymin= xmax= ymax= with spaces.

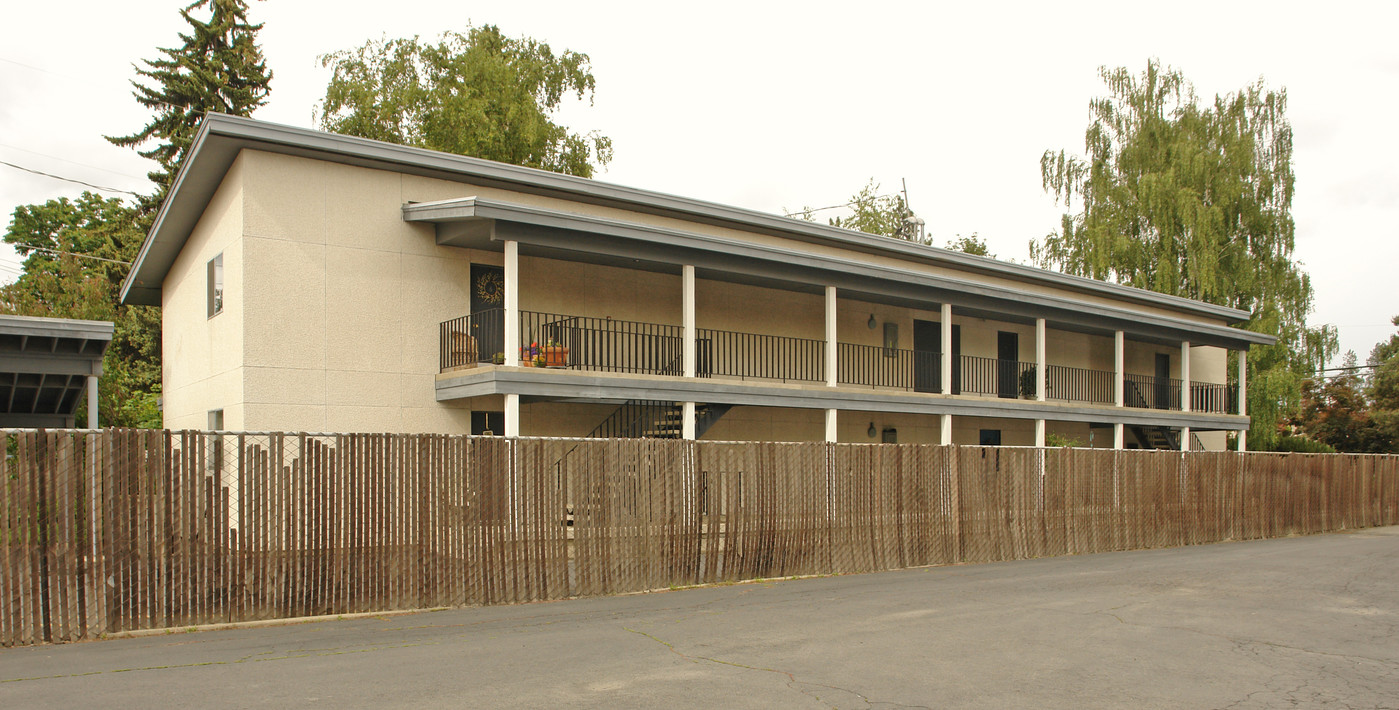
xmin=588 ymin=400 xmax=732 ymax=439
xmin=1130 ymin=425 xmax=1180 ymax=450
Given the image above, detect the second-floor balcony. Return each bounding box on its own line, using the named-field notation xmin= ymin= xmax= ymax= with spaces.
xmin=441 ymin=308 xmax=1239 ymax=414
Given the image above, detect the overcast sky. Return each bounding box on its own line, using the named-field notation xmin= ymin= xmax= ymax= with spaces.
xmin=2 ymin=1 xmax=1395 ymax=365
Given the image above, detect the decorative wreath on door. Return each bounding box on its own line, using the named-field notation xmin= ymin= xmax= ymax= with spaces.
xmin=475 ymin=271 xmax=504 ymax=304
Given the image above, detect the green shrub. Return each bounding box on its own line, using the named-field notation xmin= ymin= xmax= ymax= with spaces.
xmin=1267 ymin=435 xmax=1336 ymax=454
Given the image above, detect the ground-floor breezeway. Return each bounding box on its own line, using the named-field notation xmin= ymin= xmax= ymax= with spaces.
xmin=462 ymin=395 xmax=1232 ymax=449
xmin=6 ymin=527 xmax=1395 ymax=708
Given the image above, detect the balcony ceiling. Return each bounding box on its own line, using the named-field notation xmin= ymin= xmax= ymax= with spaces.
xmin=408 ymin=198 xmax=1273 ymax=350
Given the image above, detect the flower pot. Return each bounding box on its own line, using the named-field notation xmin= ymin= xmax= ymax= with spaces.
xmin=541 ymin=346 xmax=569 ymax=367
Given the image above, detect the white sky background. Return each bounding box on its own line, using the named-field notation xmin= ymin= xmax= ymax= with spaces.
xmin=1 ymin=0 xmax=1395 ymax=365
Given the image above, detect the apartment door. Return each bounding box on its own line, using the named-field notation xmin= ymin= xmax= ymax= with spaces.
xmin=1155 ymin=353 xmax=1171 ymax=410
xmin=913 ymin=320 xmax=959 ymax=393
xmin=997 ymin=331 xmax=1019 ymax=398
xmin=470 ymin=264 xmax=505 ymax=361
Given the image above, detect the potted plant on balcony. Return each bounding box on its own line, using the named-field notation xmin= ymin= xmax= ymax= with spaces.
xmin=491 ymin=352 xmax=505 ymax=365
xmin=1019 ymin=367 xmax=1045 ymax=399
xmin=540 ymin=337 xmax=568 ymax=367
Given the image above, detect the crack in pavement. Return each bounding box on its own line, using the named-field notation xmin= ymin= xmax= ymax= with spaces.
xmin=623 ymin=626 xmax=931 ymax=710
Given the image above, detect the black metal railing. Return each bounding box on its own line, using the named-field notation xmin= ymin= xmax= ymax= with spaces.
xmin=521 ymin=310 xmax=683 ymax=376
xmin=440 ymin=308 xmax=505 ymax=370
xmin=697 ymin=328 xmax=824 ymax=383
xmin=837 ymin=343 xmax=942 ymax=391
xmin=1045 ymin=363 xmax=1115 ymax=405
xmin=959 ymin=355 xmax=1036 ymax=398
xmin=1124 ymin=374 xmax=1182 ymax=410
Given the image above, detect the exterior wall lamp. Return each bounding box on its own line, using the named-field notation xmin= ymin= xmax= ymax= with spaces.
xmin=867 ymin=422 xmax=877 ymax=438
xmin=867 ymin=314 xmax=877 ymax=330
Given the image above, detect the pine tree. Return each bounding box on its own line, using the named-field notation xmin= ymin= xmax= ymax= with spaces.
xmin=107 ymin=0 xmax=272 ymax=219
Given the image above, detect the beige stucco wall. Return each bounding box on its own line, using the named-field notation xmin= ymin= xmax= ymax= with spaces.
xmin=163 ymin=149 xmax=1239 ymax=436
xmin=162 ymin=157 xmax=246 ymax=430
xmin=235 ymin=151 xmax=478 ymax=433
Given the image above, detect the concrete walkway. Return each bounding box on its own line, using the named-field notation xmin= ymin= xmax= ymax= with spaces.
xmin=4 ymin=528 xmax=1398 ymax=709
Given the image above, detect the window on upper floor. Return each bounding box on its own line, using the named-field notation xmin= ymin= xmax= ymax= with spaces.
xmin=207 ymin=253 xmax=224 ymax=318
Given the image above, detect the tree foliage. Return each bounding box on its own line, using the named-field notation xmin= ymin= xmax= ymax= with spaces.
xmin=1366 ymin=316 xmax=1399 ymax=449
xmin=317 ymin=24 xmax=613 ymax=178
xmin=1 ymin=194 xmax=161 ymax=427
xmin=1033 ymin=60 xmax=1336 ymax=449
xmin=796 ymin=179 xmax=930 ymax=244
xmin=106 ymin=0 xmax=272 ymax=217
xmin=946 ymin=234 xmax=994 ymax=257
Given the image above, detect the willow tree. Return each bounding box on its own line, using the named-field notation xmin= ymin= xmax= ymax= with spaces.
xmin=317 ymin=24 xmax=612 ymax=178
xmin=1033 ymin=60 xmax=1335 ymax=449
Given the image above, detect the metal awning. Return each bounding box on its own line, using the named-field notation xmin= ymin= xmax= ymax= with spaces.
xmin=0 ymin=315 xmax=113 ymax=428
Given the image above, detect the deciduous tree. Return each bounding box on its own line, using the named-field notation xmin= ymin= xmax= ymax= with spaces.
xmin=1033 ymin=60 xmax=1336 ymax=449
xmin=1 ymin=194 xmax=160 ymax=427
xmin=317 ymin=25 xmax=612 ymax=178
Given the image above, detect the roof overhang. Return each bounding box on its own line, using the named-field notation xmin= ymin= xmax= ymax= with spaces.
xmin=120 ymin=114 xmax=1254 ymax=328
xmin=405 ymin=197 xmax=1275 ymax=350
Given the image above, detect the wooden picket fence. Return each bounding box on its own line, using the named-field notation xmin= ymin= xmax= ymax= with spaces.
xmin=2 ymin=429 xmax=1397 ymax=646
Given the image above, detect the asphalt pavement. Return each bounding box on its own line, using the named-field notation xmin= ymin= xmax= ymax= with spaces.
xmin=4 ymin=527 xmax=1398 ymax=709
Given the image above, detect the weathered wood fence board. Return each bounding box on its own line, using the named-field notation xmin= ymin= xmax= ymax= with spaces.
xmin=2 ymin=429 xmax=1397 ymax=647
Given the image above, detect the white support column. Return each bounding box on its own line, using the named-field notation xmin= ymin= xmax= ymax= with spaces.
xmin=682 ymin=265 xmax=697 ymax=440
xmin=86 ymin=376 xmax=98 ymax=429
xmin=1180 ymin=426 xmax=1191 ymax=452
xmin=940 ymin=303 xmax=953 ymax=396
xmin=1035 ymin=318 xmax=1046 ymax=402
xmin=1114 ymin=330 xmax=1125 ymax=408
xmin=683 ymin=401 xmax=697 ymax=440
xmin=1034 ymin=419 xmax=1046 ymax=447
xmin=824 ymin=409 xmax=838 ymax=443
xmin=940 ymin=414 xmax=952 ymax=445
xmin=1181 ymin=341 xmax=1191 ymax=413
xmin=825 ymin=286 xmax=837 ymax=387
xmin=1113 ymin=423 xmax=1124 ymax=450
xmin=683 ymin=265 xmax=696 ymax=378
xmin=504 ymin=240 xmax=520 ymax=367
xmin=504 ymin=393 xmax=520 ymax=437
xmin=1238 ymin=349 xmax=1248 ymax=451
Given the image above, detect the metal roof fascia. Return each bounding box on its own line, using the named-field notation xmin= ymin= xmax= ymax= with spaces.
xmin=127 ymin=114 xmax=1252 ymax=323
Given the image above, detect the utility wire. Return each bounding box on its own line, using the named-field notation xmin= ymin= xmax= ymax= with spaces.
xmin=12 ymin=246 xmax=133 ymax=266
xmin=0 ymin=160 xmax=143 ymax=197
xmin=0 ymin=142 xmax=148 ymax=181
xmin=784 ymin=193 xmax=900 ymax=218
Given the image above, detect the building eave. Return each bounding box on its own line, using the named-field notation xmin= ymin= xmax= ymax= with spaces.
xmin=120 ymin=114 xmax=1255 ymax=326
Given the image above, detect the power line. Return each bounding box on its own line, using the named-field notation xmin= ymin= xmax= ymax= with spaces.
xmin=0 ymin=160 xmax=143 ymax=197
xmin=784 ymin=193 xmax=901 ymax=219
xmin=0 ymin=142 xmax=149 ymax=181
xmin=13 ymin=246 xmax=133 ymax=267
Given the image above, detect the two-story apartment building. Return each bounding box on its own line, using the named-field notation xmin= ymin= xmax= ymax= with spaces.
xmin=121 ymin=114 xmax=1273 ymax=450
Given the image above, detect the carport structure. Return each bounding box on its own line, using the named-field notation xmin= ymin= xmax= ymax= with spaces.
xmin=0 ymin=314 xmax=113 ymax=429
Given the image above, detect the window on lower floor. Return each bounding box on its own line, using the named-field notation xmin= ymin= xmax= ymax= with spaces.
xmin=979 ymin=429 xmax=1002 ymax=446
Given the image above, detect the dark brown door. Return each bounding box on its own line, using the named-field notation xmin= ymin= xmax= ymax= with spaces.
xmin=914 ymin=320 xmax=960 ymax=393
xmin=1155 ymin=353 xmax=1171 ymax=409
xmin=998 ymin=331 xmax=1019 ymax=398
xmin=470 ymin=264 xmax=505 ymax=361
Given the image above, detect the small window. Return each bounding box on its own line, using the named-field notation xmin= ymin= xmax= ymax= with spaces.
xmin=979 ymin=429 xmax=1002 ymax=446
xmin=208 ymin=409 xmax=224 ymax=431
xmin=207 ymin=254 xmax=224 ymax=317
